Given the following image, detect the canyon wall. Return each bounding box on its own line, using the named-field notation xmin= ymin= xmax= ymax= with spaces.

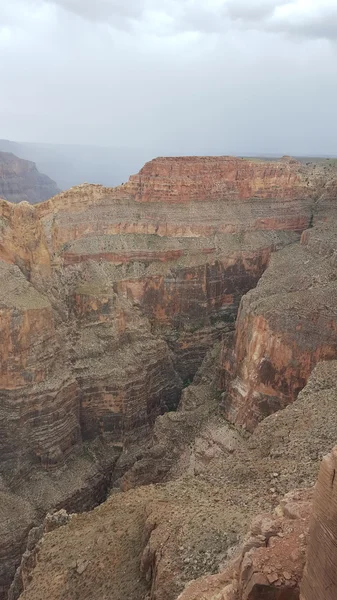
xmin=0 ymin=155 xmax=337 ymax=598
xmin=1 ymin=154 xmax=327 ymax=473
xmin=300 ymin=445 xmax=337 ymax=600
xmin=0 ymin=152 xmax=60 ymax=204
xmin=13 ymin=359 xmax=337 ymax=600
xmin=222 ymin=222 xmax=337 ymax=431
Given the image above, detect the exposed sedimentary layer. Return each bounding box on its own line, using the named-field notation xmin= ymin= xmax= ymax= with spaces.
xmin=1 ymin=155 xmax=328 ymax=475
xmin=0 ymin=155 xmax=337 ymax=598
xmin=222 ymin=223 xmax=337 ymax=431
xmin=14 ymin=360 xmax=337 ymax=600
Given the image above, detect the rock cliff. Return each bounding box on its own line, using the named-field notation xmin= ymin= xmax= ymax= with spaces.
xmin=222 ymin=221 xmax=337 ymax=431
xmin=0 ymin=152 xmax=60 ymax=203
xmin=0 ymin=155 xmax=337 ymax=599
xmin=300 ymin=445 xmax=337 ymax=600
xmin=2 ymin=155 xmax=325 ymax=471
xmin=12 ymin=360 xmax=337 ymax=600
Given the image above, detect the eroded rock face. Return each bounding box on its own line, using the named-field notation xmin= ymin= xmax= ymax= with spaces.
xmin=0 ymin=494 xmax=36 ymax=600
xmin=0 ymin=260 xmax=78 ymax=470
xmin=300 ymin=446 xmax=337 ymax=600
xmin=0 ymin=152 xmax=60 ymax=204
xmin=222 ymin=223 xmax=337 ymax=431
xmin=1 ymin=155 xmax=337 ymax=598
xmin=1 ymin=154 xmax=327 ymax=473
xmin=14 ymin=360 xmax=337 ymax=600
xmin=71 ymin=286 xmax=181 ymax=442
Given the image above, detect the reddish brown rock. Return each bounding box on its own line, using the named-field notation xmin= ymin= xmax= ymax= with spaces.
xmin=124 ymin=156 xmax=324 ymax=205
xmin=177 ymin=489 xmax=312 ymax=600
xmin=0 ymin=260 xmax=80 ymax=470
xmin=222 ymin=223 xmax=337 ymax=431
xmin=300 ymin=447 xmax=337 ymax=600
xmin=12 ymin=359 xmax=337 ymax=600
xmin=71 ymin=286 xmax=182 ymax=442
xmin=33 ymin=155 xmax=327 ymax=384
xmin=0 ymin=155 xmax=336 ymax=598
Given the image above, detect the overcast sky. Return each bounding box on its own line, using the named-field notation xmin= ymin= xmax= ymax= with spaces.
xmin=1 ymin=0 xmax=337 ymax=155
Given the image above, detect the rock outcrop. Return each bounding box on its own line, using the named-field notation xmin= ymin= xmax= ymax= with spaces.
xmin=0 ymin=155 xmax=337 ymax=598
xmin=300 ymin=445 xmax=337 ymax=600
xmin=0 ymin=152 xmax=60 ymax=203
xmin=177 ymin=489 xmax=312 ymax=600
xmin=222 ymin=222 xmax=337 ymax=431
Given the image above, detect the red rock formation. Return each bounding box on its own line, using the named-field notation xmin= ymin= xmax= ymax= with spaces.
xmin=222 ymin=223 xmax=337 ymax=431
xmin=32 ymin=155 xmax=325 ymax=383
xmin=126 ymin=156 xmax=320 ymax=205
xmin=36 ymin=156 xmax=318 ymax=248
xmin=72 ymin=287 xmax=181 ymax=441
xmin=0 ymin=155 xmax=320 ymax=468
xmin=0 ymin=156 xmax=336 ymax=598
xmin=0 ymin=260 xmax=80 ymax=469
xmin=300 ymin=446 xmax=337 ymax=600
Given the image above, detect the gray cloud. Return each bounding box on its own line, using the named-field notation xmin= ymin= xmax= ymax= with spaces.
xmin=269 ymin=4 xmax=337 ymax=40
xmin=43 ymin=0 xmax=337 ymax=41
xmin=225 ymin=0 xmax=289 ymax=22
xmin=0 ymin=0 xmax=337 ymax=162
xmin=179 ymin=1 xmax=337 ymax=41
xmin=225 ymin=0 xmax=337 ymax=41
xmin=48 ymin=0 xmax=146 ymax=26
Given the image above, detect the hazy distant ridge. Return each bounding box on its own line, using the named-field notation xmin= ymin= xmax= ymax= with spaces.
xmin=0 ymin=140 xmax=155 ymax=191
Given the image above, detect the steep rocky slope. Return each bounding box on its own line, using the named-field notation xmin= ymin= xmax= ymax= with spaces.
xmin=178 ymin=488 xmax=312 ymax=600
xmin=13 ymin=360 xmax=337 ymax=600
xmin=0 ymin=155 xmax=337 ymax=598
xmin=301 ymin=445 xmax=337 ymax=600
xmin=222 ymin=221 xmax=337 ymax=431
xmin=0 ymin=152 xmax=60 ymax=203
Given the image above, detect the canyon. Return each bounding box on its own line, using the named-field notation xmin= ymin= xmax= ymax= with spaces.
xmin=0 ymin=155 xmax=336 ymax=599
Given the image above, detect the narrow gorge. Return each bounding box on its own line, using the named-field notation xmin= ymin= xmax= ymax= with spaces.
xmin=0 ymin=155 xmax=336 ymax=600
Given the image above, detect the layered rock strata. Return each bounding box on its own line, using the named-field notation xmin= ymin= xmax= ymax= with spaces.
xmin=14 ymin=360 xmax=337 ymax=600
xmin=0 ymin=152 xmax=60 ymax=203
xmin=222 ymin=222 xmax=337 ymax=431
xmin=300 ymin=445 xmax=337 ymax=600
xmin=1 ymin=155 xmax=328 ymax=473
xmin=0 ymin=155 xmax=337 ymax=597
